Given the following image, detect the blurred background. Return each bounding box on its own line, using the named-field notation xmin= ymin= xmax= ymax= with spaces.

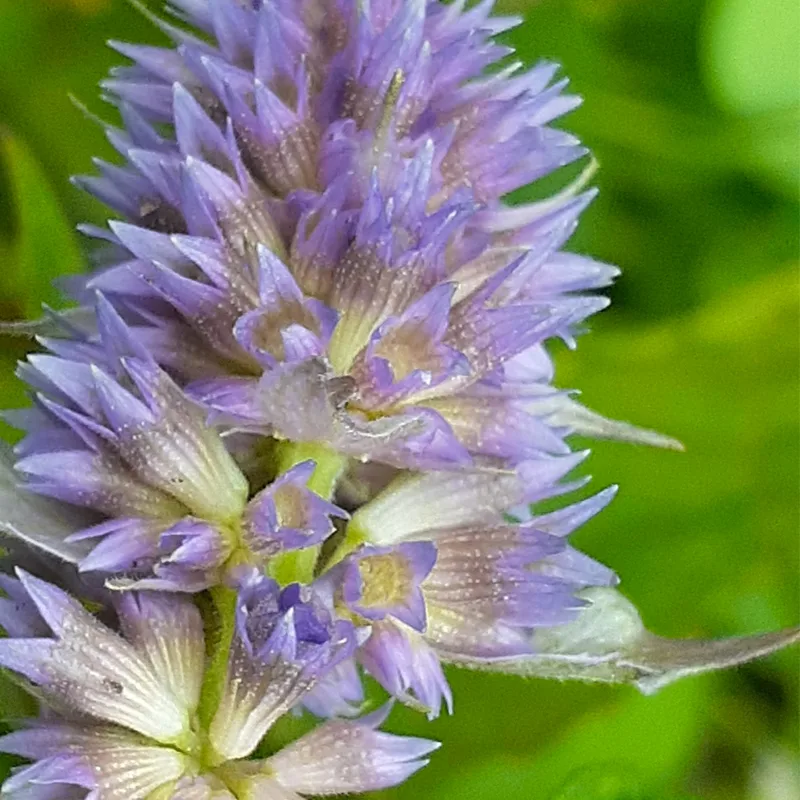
xmin=0 ymin=0 xmax=797 ymax=798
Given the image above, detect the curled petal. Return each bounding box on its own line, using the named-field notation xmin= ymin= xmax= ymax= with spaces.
xmin=245 ymin=358 xmax=469 ymax=469
xmin=242 ymin=461 xmax=348 ymax=558
xmin=351 ymin=284 xmax=469 ymax=410
xmin=233 ymin=246 xmax=336 ymax=369
xmin=74 ymin=517 xmax=163 ymax=575
xmin=358 ymin=620 xmax=452 ymax=719
xmin=340 ymin=542 xmax=437 ymax=631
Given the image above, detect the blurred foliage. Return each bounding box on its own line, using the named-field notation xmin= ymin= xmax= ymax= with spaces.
xmin=0 ymin=0 xmax=797 ymax=798
xmin=0 ymin=132 xmax=85 ymax=318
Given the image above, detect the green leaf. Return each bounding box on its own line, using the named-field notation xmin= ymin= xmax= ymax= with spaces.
xmin=551 ymin=765 xmax=650 ymax=800
xmin=552 ymin=765 xmax=701 ymax=800
xmin=0 ymin=348 xmax=29 ymax=444
xmin=0 ymin=673 xmax=37 ymax=723
xmin=701 ymin=0 xmax=800 ymax=190
xmin=1 ymin=131 xmax=85 ymax=318
xmin=703 ymin=0 xmax=800 ymax=115
xmin=743 ymin=108 xmax=800 ymax=196
xmin=427 ymin=679 xmax=708 ymax=800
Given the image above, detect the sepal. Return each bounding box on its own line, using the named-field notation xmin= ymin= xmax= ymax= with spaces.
xmin=443 ymin=587 xmax=800 ymax=694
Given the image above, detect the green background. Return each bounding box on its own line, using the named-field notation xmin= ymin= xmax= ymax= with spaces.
xmin=0 ymin=0 xmax=798 ymax=797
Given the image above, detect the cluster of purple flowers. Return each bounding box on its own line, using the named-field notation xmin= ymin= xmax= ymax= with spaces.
xmin=0 ymin=1 xmax=796 ymax=798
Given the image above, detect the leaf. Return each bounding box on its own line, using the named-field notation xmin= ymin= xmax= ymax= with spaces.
xmin=0 ymin=676 xmax=37 ymax=725
xmin=0 ymin=132 xmax=85 ymax=319
xmin=743 ymin=108 xmax=800 ymax=196
xmin=55 ymin=0 xmax=109 ymax=12
xmin=0 ymin=440 xmax=92 ymax=564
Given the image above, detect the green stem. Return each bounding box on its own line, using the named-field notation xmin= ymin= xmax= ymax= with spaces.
xmin=268 ymin=441 xmax=348 ymax=585
xmin=196 ymin=585 xmax=237 ymax=736
xmin=327 ymin=517 xmax=367 ymax=569
xmin=274 ymin=440 xmax=348 ymax=498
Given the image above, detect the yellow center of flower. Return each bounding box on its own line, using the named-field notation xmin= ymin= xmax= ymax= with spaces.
xmin=272 ymin=483 xmax=311 ymax=529
xmin=358 ymin=552 xmax=413 ymax=609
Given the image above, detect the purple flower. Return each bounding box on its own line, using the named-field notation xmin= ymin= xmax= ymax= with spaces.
xmin=63 ymin=0 xmax=679 ymax=476
xmin=321 ymin=466 xmax=617 ymax=717
xmin=0 ymin=11 xmax=795 ymax=793
xmin=10 ymin=296 xmax=347 ymax=591
xmin=208 ymin=569 xmax=359 ymax=762
xmin=0 ymin=570 xmax=437 ymax=798
xmin=340 ymin=541 xmax=437 ymax=630
xmin=299 ymin=656 xmax=366 ymax=719
xmin=357 ymin=618 xmax=453 ymax=719
xmin=242 ymin=460 xmax=347 ymax=557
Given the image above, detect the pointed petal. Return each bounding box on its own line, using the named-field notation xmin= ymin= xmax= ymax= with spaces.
xmin=0 ymin=572 xmax=192 ymax=745
xmin=350 ymin=454 xmax=587 ymax=545
xmin=116 ymin=591 xmax=206 ymax=713
xmin=0 ymin=724 xmax=188 ymax=800
xmin=265 ymin=713 xmax=439 ymax=794
xmin=546 ymin=397 xmax=685 ymax=451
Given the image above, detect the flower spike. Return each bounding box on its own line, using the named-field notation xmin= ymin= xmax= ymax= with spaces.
xmin=0 ymin=2 xmax=797 ymax=797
